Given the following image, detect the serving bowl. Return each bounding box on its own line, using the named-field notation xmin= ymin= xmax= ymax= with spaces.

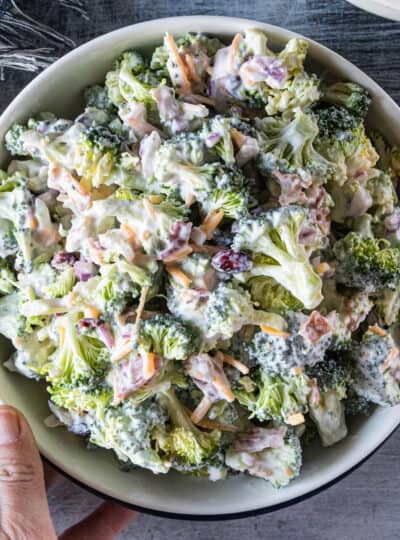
xmin=346 ymin=0 xmax=400 ymax=21
xmin=1 ymin=16 xmax=400 ymax=520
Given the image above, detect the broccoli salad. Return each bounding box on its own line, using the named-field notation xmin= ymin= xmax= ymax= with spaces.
xmin=1 ymin=29 xmax=400 ymax=487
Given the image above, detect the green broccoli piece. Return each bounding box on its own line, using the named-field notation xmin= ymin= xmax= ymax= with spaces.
xmin=306 ymin=358 xmax=349 ymax=446
xmin=225 ymin=428 xmax=302 ymax=487
xmin=84 ymin=84 xmax=114 ymax=111
xmin=155 ymin=388 xmax=221 ymax=468
xmin=43 ymin=311 xmax=110 ymax=387
xmin=265 ymin=72 xmax=321 ymax=116
xmin=234 ymin=369 xmax=311 ymax=425
xmin=344 ymin=394 xmax=371 ymax=417
xmin=375 ymin=287 xmax=400 ymax=327
xmin=46 ymin=267 xmax=76 ymax=298
xmin=247 ymin=275 xmax=303 ymax=314
xmin=366 ymin=172 xmax=397 ymax=219
xmin=139 ymin=314 xmax=197 ymax=361
xmin=322 ymin=81 xmax=371 ymax=118
xmin=333 ymin=232 xmax=400 ymax=291
xmin=204 ymin=281 xmax=285 ymax=344
xmin=90 ymin=398 xmax=169 ymax=474
xmin=351 ymin=328 xmax=400 ymax=406
xmin=0 ymin=261 xmax=17 ymax=295
xmin=256 ymin=110 xmax=333 ymax=183
xmin=233 ymin=206 xmax=323 ymax=309
xmin=202 ymin=116 xmax=235 ymax=166
xmin=5 ymin=124 xmax=31 ymax=156
xmin=315 ymin=106 xmax=378 ymax=185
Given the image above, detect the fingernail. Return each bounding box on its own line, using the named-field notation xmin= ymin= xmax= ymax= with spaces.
xmin=0 ymin=408 xmax=20 ymax=445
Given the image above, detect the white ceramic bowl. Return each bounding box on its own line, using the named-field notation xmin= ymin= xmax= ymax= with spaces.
xmin=346 ymin=0 xmax=400 ymax=21
xmin=1 ymin=16 xmax=400 ymax=519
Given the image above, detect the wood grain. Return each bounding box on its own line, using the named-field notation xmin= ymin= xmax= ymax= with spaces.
xmin=2 ymin=1 xmax=400 ymax=537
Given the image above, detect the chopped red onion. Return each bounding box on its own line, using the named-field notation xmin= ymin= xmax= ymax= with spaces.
xmin=232 ymin=426 xmax=287 ymax=453
xmin=97 ymin=324 xmax=115 ymax=349
xmin=73 ymin=258 xmax=97 ymax=281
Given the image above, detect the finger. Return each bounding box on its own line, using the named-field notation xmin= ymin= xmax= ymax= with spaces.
xmin=43 ymin=461 xmax=60 ymax=491
xmin=59 ymin=501 xmax=138 ymax=540
xmin=0 ymin=405 xmax=56 ymax=540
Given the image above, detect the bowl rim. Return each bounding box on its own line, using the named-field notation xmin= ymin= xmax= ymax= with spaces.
xmin=2 ymin=14 xmax=400 ymax=520
xmin=43 ymin=423 xmax=400 ymax=520
xmin=346 ymin=0 xmax=400 ymax=21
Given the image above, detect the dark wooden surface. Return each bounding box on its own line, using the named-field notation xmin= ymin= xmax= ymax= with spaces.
xmin=2 ymin=1 xmax=400 ymax=537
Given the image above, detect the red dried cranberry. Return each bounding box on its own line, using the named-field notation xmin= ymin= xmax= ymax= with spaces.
xmin=52 ymin=251 xmax=80 ymax=269
xmin=77 ymin=318 xmax=101 ymax=334
xmin=211 ymin=250 xmax=253 ymax=274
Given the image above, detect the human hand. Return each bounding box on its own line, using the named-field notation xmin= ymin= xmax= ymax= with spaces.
xmin=0 ymin=404 xmax=137 ymax=539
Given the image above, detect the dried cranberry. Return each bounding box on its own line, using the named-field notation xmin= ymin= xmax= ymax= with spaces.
xmin=77 ymin=318 xmax=101 ymax=334
xmin=52 ymin=251 xmax=80 ymax=270
xmin=211 ymin=250 xmax=253 ymax=274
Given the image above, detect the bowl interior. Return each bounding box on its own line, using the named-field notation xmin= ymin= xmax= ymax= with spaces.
xmin=1 ymin=16 xmax=400 ymax=518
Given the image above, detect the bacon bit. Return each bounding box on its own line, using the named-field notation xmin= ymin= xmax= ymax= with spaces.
xmin=228 ymin=33 xmax=243 ymax=72
xmin=300 ymin=311 xmax=331 ymax=346
xmin=368 ymin=325 xmax=386 ymax=337
xmin=189 ymin=243 xmax=221 ymax=255
xmin=163 ymin=245 xmax=193 ymax=263
xmin=184 ymin=53 xmax=200 ymax=81
xmin=316 ymin=262 xmax=331 ymax=275
xmin=57 ymin=325 xmax=65 ymax=348
xmin=260 ymin=325 xmax=290 ymax=338
xmin=148 ymin=194 xmax=163 ymax=204
xmin=121 ymin=224 xmax=137 ymax=244
xmin=84 ymin=306 xmax=100 ymax=319
xmin=164 ymin=33 xmax=192 ymax=93
xmin=200 ymin=210 xmax=225 ymax=240
xmin=309 ymin=378 xmax=320 ymax=407
xmin=219 ymin=352 xmax=249 ymax=375
xmin=287 ymin=412 xmax=305 ymax=426
xmin=143 ymin=198 xmax=157 ymax=219
xmin=230 ymin=127 xmax=247 ymax=148
xmin=191 ymin=396 xmax=212 ymax=424
xmin=165 ymin=265 xmax=192 ymax=287
xmin=142 ymin=352 xmax=156 ymax=379
xmin=135 ymin=286 xmax=149 ymax=331
xmin=111 ymin=341 xmax=133 ymax=364
xmin=381 ymin=347 xmax=400 ymax=373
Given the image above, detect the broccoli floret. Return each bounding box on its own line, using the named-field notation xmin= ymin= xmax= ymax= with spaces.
xmin=5 ymin=124 xmax=31 ymax=156
xmin=234 ymin=369 xmax=311 ymax=425
xmin=306 ymin=358 xmax=349 ymax=446
xmin=106 ymin=50 xmax=164 ymax=107
xmin=43 ymin=311 xmax=110 ymax=386
xmin=366 ymin=172 xmax=397 ymax=219
xmin=202 ymin=116 xmax=235 ymax=166
xmin=139 ymin=314 xmax=197 ymax=361
xmin=256 ymin=110 xmax=333 ymax=183
xmin=315 ymin=106 xmax=378 ymax=185
xmin=46 ymin=267 xmax=76 ymax=298
xmin=204 ymin=281 xmax=285 ymax=344
xmin=0 ymin=174 xmax=33 ymax=271
xmin=233 ymin=206 xmax=323 ymax=309
xmin=351 ymin=327 xmax=400 ymax=406
xmin=153 ymin=143 xmax=249 ymax=218
xmin=322 ymin=81 xmax=371 ymax=118
xmin=265 ymin=72 xmax=321 ymax=116
xmin=90 ymin=398 xmax=169 ymax=474
xmin=247 ymin=314 xmax=331 ymax=376
xmin=375 ymin=287 xmax=400 ymax=327
xmin=225 ymin=427 xmax=302 ymax=487
xmin=333 ymin=232 xmax=400 ymax=291
xmin=344 ymin=395 xmax=371 ymax=417
xmin=247 ymin=275 xmax=303 ymax=314
xmin=84 ymin=84 xmax=114 ymax=111
xmin=0 ymin=261 xmax=17 ymax=295
xmin=7 ymin=328 xmax=56 ymax=380
xmin=155 ymin=388 xmax=221 ymax=468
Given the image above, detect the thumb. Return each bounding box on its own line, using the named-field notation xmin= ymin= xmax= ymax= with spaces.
xmin=0 ymin=405 xmax=56 ymax=540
